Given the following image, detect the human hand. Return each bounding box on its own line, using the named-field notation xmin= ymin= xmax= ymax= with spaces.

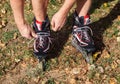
xmin=51 ymin=11 xmax=67 ymax=31
xmin=17 ymin=22 xmax=37 ymax=39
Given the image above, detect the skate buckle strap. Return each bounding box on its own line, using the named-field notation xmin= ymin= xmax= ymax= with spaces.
xmin=37 ymin=31 xmax=50 ymax=37
xmin=73 ymin=26 xmax=93 ymax=36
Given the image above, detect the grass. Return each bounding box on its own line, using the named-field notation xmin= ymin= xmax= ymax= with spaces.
xmin=0 ymin=0 xmax=120 ymax=84
xmin=46 ymin=78 xmax=56 ymax=84
xmin=1 ymin=30 xmax=17 ymax=43
xmin=116 ymin=75 xmax=120 ymax=83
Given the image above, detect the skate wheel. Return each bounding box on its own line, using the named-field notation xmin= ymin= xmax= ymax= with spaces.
xmin=38 ymin=58 xmax=46 ymax=71
xmin=86 ymin=53 xmax=93 ymax=64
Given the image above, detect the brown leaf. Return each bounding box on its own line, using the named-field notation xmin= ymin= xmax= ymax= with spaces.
xmin=111 ymin=61 xmax=118 ymax=69
xmin=116 ymin=59 xmax=120 ymax=65
xmin=117 ymin=37 xmax=120 ymax=42
xmin=1 ymin=8 xmax=6 ymax=14
xmin=0 ymin=41 xmax=6 ymax=47
xmin=98 ymin=66 xmax=104 ymax=73
xmin=0 ymin=24 xmax=2 ymax=28
xmin=0 ymin=21 xmax=2 ymax=28
xmin=103 ymin=3 xmax=108 ymax=7
xmin=2 ymin=20 xmax=7 ymax=26
xmin=101 ymin=49 xmax=110 ymax=58
xmin=13 ymin=33 xmax=18 ymax=39
xmin=109 ymin=78 xmax=117 ymax=84
xmin=21 ymin=62 xmax=27 ymax=68
xmin=93 ymin=51 xmax=101 ymax=60
xmin=72 ymin=68 xmax=80 ymax=75
xmin=95 ymin=73 xmax=100 ymax=79
xmin=117 ymin=15 xmax=120 ymax=21
xmin=85 ymin=79 xmax=93 ymax=84
xmin=69 ymin=78 xmax=76 ymax=84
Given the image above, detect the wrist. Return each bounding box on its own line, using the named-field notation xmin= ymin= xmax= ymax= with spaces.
xmin=59 ymin=0 xmax=75 ymax=15
xmin=16 ymin=20 xmax=27 ymax=30
xmin=58 ymin=8 xmax=69 ymax=17
xmin=16 ymin=19 xmax=26 ymax=26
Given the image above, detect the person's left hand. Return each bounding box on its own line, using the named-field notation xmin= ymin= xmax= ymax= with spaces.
xmin=51 ymin=11 xmax=67 ymax=31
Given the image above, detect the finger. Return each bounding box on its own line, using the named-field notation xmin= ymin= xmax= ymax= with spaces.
xmin=22 ymin=34 xmax=32 ymax=39
xmin=31 ymin=29 xmax=38 ymax=38
xmin=55 ymin=25 xmax=60 ymax=31
xmin=53 ymin=21 xmax=60 ymax=31
xmin=58 ymin=20 xmax=66 ymax=31
xmin=61 ymin=20 xmax=66 ymax=27
xmin=51 ymin=19 xmax=56 ymax=31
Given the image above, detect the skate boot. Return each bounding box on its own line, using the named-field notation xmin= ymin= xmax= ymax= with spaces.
xmin=72 ymin=11 xmax=96 ymax=64
xmin=33 ymin=16 xmax=52 ymax=70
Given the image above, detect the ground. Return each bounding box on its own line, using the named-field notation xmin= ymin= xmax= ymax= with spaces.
xmin=0 ymin=0 xmax=120 ymax=84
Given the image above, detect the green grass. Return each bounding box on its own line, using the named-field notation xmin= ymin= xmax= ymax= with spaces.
xmin=116 ymin=75 xmax=120 ymax=83
xmin=0 ymin=0 xmax=120 ymax=84
xmin=17 ymin=78 xmax=27 ymax=84
xmin=1 ymin=30 xmax=18 ymax=43
xmin=46 ymin=78 xmax=56 ymax=84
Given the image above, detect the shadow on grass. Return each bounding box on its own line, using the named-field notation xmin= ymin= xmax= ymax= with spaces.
xmin=46 ymin=1 xmax=120 ymax=61
xmin=90 ymin=1 xmax=120 ymax=51
xmin=46 ymin=14 xmax=73 ymax=60
xmin=90 ymin=0 xmax=115 ymax=14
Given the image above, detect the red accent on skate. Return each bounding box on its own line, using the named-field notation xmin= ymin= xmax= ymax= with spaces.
xmin=84 ymin=15 xmax=90 ymax=25
xmin=36 ymin=20 xmax=42 ymax=25
xmin=84 ymin=15 xmax=89 ymax=19
xmin=77 ymin=33 xmax=81 ymax=39
xmin=36 ymin=20 xmax=43 ymax=31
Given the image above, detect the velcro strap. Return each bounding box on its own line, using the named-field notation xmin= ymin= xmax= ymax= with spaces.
xmin=37 ymin=31 xmax=50 ymax=36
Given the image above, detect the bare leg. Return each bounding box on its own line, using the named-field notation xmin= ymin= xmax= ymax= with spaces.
xmin=51 ymin=0 xmax=76 ymax=31
xmin=10 ymin=0 xmax=37 ymax=39
xmin=10 ymin=0 xmax=25 ymax=25
xmin=76 ymin=0 xmax=92 ymax=16
xmin=31 ymin=0 xmax=49 ymax=21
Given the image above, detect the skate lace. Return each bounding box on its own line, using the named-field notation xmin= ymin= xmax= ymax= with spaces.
xmin=39 ymin=36 xmax=44 ymax=48
xmin=34 ymin=32 xmax=51 ymax=52
xmin=73 ymin=26 xmax=93 ymax=41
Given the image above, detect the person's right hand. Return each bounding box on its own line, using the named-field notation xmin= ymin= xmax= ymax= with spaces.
xmin=17 ymin=22 xmax=38 ymax=39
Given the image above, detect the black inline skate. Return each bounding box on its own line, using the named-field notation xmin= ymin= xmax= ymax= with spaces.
xmin=33 ymin=16 xmax=52 ymax=70
xmin=72 ymin=11 xmax=96 ymax=64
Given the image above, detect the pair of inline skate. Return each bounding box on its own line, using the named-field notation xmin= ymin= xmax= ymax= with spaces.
xmin=33 ymin=12 xmax=96 ymax=70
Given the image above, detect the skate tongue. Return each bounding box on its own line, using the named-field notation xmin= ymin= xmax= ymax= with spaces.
xmin=74 ymin=11 xmax=91 ymax=27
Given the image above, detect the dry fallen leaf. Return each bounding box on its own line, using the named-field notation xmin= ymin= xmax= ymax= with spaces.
xmin=117 ymin=37 xmax=120 ymax=42
xmin=101 ymin=49 xmax=110 ymax=59
xmin=95 ymin=73 xmax=100 ymax=79
xmin=93 ymin=51 xmax=101 ymax=60
xmin=103 ymin=3 xmax=108 ymax=7
xmin=1 ymin=20 xmax=7 ymax=26
xmin=1 ymin=8 xmax=6 ymax=14
xmin=13 ymin=33 xmax=18 ymax=39
xmin=0 ymin=21 xmax=2 ymax=28
xmin=85 ymin=79 xmax=93 ymax=84
xmin=21 ymin=62 xmax=27 ymax=68
xmin=72 ymin=68 xmax=80 ymax=75
xmin=88 ymin=64 xmax=96 ymax=70
xmin=116 ymin=59 xmax=120 ymax=65
xmin=14 ymin=58 xmax=21 ymax=63
xmin=111 ymin=61 xmax=118 ymax=69
xmin=117 ymin=15 xmax=120 ymax=21
xmin=97 ymin=66 xmax=104 ymax=73
xmin=0 ymin=41 xmax=6 ymax=47
xmin=0 ymin=24 xmax=2 ymax=28
xmin=69 ymin=78 xmax=76 ymax=84
xmin=109 ymin=78 xmax=117 ymax=84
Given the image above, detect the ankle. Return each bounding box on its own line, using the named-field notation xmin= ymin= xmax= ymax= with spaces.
xmin=74 ymin=11 xmax=91 ymax=26
xmin=35 ymin=13 xmax=47 ymax=22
